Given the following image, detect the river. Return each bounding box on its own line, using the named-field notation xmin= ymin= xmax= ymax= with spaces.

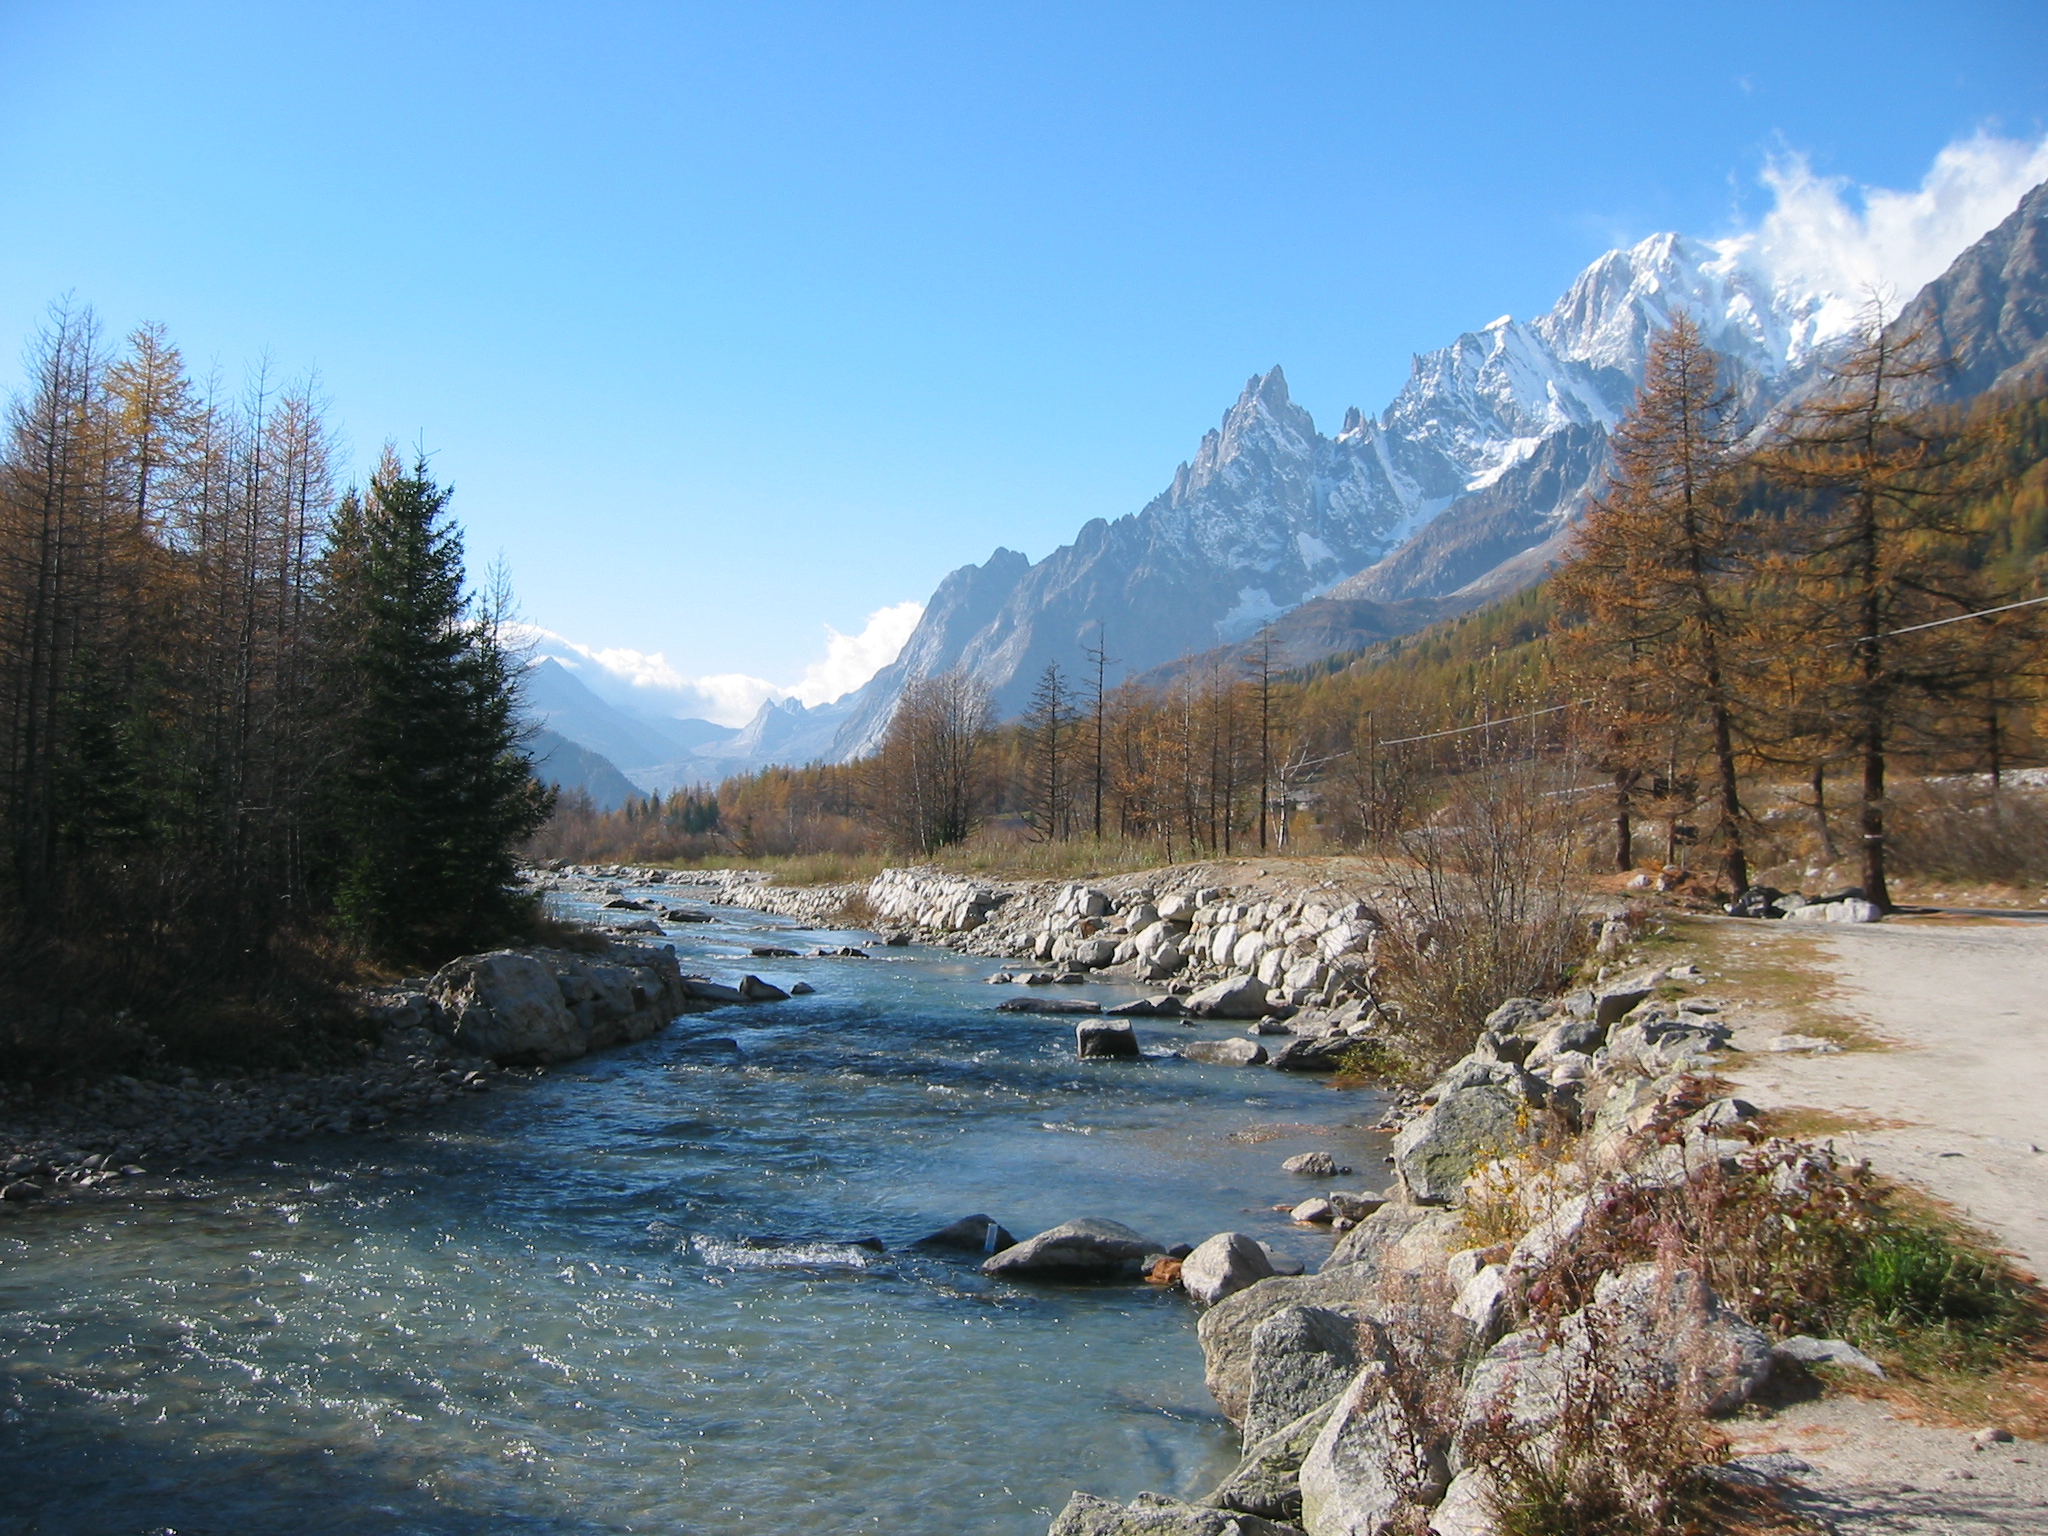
xmin=0 ymin=882 xmax=1385 ymax=1534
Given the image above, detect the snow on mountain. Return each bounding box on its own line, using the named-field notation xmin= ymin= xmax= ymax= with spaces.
xmin=829 ymin=223 xmax=1862 ymax=757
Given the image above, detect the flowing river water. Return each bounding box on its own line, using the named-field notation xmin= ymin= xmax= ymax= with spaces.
xmin=1 ymin=884 xmax=1386 ymax=1534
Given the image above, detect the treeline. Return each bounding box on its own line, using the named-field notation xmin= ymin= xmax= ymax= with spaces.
xmin=537 ymin=314 xmax=2048 ymax=900
xmin=0 ymin=306 xmax=547 ymax=1069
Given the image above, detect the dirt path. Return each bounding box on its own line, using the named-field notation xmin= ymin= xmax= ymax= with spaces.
xmin=1676 ymin=915 xmax=2048 ymax=1530
xmin=1713 ymin=916 xmax=2048 ymax=1279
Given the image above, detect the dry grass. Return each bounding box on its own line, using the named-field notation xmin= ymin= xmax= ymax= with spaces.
xmin=1751 ymin=1105 xmax=1909 ymax=1140
xmin=1667 ymin=917 xmax=1891 ymax=1051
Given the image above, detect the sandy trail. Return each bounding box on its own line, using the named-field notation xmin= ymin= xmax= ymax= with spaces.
xmin=1695 ymin=916 xmax=2048 ymax=1530
xmin=1720 ymin=917 xmax=2048 ymax=1278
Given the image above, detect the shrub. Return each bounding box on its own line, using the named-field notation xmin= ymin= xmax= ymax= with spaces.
xmin=1371 ymin=760 xmax=1593 ymax=1076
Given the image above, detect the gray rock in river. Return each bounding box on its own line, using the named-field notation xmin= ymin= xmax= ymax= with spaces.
xmin=1279 ymin=1151 xmax=1345 ymax=1177
xmin=998 ymin=996 xmax=1102 ymax=1015
xmin=737 ymin=974 xmax=789 ymax=1002
xmin=1204 ymin=1400 xmax=1333 ymax=1524
xmin=982 ymin=1217 xmax=1164 ymax=1282
xmin=432 ymin=951 xmax=588 ymax=1063
xmin=1076 ymin=1020 xmax=1141 ymax=1059
xmin=1180 ymin=1232 xmax=1275 ymax=1305
xmin=1183 ymin=1038 xmax=1267 ymax=1066
xmin=914 ymin=1214 xmax=1016 ymax=1254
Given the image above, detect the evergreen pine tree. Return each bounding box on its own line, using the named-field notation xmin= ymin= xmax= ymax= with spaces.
xmin=324 ymin=453 xmax=549 ymax=959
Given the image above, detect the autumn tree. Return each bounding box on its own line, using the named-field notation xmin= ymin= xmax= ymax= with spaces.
xmin=1554 ymin=314 xmax=1756 ymax=890
xmin=870 ymin=668 xmax=992 ymax=853
xmin=1756 ymin=314 xmax=2019 ymax=908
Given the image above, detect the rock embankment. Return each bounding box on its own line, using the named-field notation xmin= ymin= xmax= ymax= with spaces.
xmin=1048 ymin=952 xmax=1891 ymax=1536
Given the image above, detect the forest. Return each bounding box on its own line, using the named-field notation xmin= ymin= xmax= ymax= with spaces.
xmin=0 ymin=306 xmax=549 ymax=1073
xmin=531 ymin=314 xmax=2048 ymax=907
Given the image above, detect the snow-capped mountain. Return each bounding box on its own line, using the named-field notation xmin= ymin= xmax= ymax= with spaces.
xmin=830 ymin=224 xmax=1866 ymax=757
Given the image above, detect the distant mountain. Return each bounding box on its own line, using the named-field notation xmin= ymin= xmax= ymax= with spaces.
xmin=830 ymin=218 xmax=1877 ymax=757
xmin=527 ymin=727 xmax=641 ymax=812
xmin=521 ymin=658 xmax=725 ymax=769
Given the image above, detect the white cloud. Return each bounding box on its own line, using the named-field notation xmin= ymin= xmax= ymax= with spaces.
xmin=512 ymin=600 xmax=924 ymax=726
xmin=789 ymin=600 xmax=925 ymax=706
xmin=1728 ymin=130 xmax=2048 ymax=334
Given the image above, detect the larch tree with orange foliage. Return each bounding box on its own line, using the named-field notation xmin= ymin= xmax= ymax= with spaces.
xmin=1554 ymin=313 xmax=1756 ymax=892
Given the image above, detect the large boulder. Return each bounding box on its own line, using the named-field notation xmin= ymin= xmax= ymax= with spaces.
xmin=1206 ymin=1402 xmax=1334 ymax=1523
xmin=982 ymin=1217 xmax=1163 ymax=1282
xmin=1461 ymin=1265 xmax=1773 ymax=1440
xmin=1184 ymin=1038 xmax=1269 ymax=1067
xmin=913 ymin=1214 xmax=1015 ymax=1253
xmin=1394 ymin=1086 xmax=1534 ymax=1205
xmin=1187 ymin=975 xmax=1273 ymax=1019
xmin=1048 ymin=1491 xmax=1304 ymax=1536
xmin=1197 ymin=1269 xmax=1384 ymax=1424
xmin=1267 ymin=1036 xmax=1349 ymax=1073
xmin=1073 ymin=936 xmax=1122 ymax=968
xmin=999 ymin=996 xmax=1103 ymax=1015
xmin=1182 ymin=1232 xmax=1277 ymax=1305
xmin=430 ymin=951 xmax=584 ymax=1063
xmin=1077 ymin=1019 xmax=1142 ymax=1059
xmin=1243 ymin=1306 xmax=1369 ymax=1446
xmin=1327 ymin=1212 xmax=1474 ymax=1277
xmin=1299 ymin=1362 xmax=1449 ymax=1536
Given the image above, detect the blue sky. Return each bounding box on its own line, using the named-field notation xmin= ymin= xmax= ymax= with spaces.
xmin=2 ymin=2 xmax=2045 ymax=723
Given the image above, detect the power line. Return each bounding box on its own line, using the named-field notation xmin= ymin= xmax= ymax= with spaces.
xmin=1374 ymin=699 xmax=1586 ymax=749
xmin=1861 ymin=591 xmax=2048 ymax=643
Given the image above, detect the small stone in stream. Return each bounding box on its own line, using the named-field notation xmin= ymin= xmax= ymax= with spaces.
xmin=1165 ymin=1242 xmax=1194 ymax=1260
xmin=1053 ymin=971 xmax=1089 ymax=985
xmin=882 ymin=931 xmax=912 ymax=946
xmin=1022 ymin=971 xmax=1055 ymax=985
xmin=914 ymin=1214 xmax=1016 ymax=1253
xmin=1291 ymin=1198 xmax=1335 ymax=1224
xmin=2 ymin=1180 xmax=45 ymax=1201
xmin=749 ymin=946 xmax=799 ymax=958
xmin=1281 ymin=1151 xmax=1347 ymax=1177
xmin=664 ymin=908 xmax=714 ymax=922
xmin=788 ymin=981 xmax=815 ymax=995
xmin=1076 ymin=1019 xmax=1141 ymax=1059
xmin=1182 ymin=1038 xmax=1267 ymax=1066
xmin=987 ymin=972 xmax=1014 ymax=984
xmin=816 ymin=946 xmax=869 ymax=958
xmin=737 ymin=974 xmax=790 ymax=1002
xmin=1248 ymin=1019 xmax=1294 ymax=1036
xmin=602 ymin=897 xmax=648 ymax=910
